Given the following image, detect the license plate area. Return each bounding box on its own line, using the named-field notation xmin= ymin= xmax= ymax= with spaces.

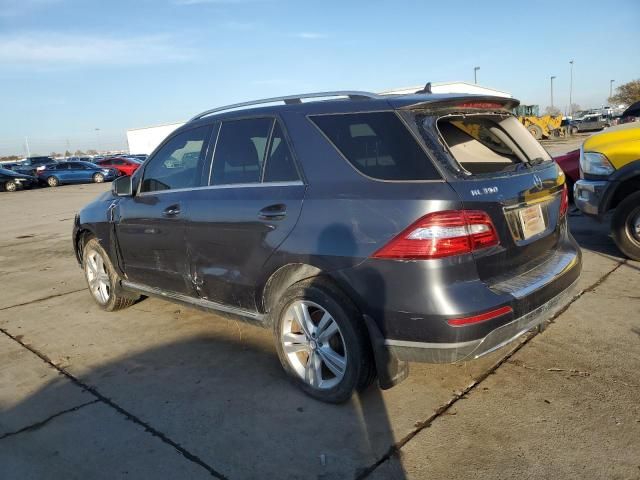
xmin=518 ymin=204 xmax=545 ymax=240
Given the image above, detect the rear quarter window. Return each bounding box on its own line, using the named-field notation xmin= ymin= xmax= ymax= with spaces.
xmin=310 ymin=112 xmax=440 ymax=181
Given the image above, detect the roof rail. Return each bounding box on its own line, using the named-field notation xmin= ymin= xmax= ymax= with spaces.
xmin=189 ymin=90 xmax=380 ymax=122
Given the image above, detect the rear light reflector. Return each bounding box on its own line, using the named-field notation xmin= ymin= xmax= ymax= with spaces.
xmin=560 ymin=183 xmax=569 ymax=217
xmin=372 ymin=210 xmax=499 ymax=260
xmin=447 ymin=305 xmax=513 ymax=327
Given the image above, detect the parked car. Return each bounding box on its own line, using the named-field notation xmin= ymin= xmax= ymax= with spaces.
xmin=570 ymin=114 xmax=610 ymax=134
xmin=620 ymin=101 xmax=640 ymax=124
xmin=73 ymin=90 xmax=581 ymax=403
xmin=554 ymin=149 xmax=580 ymax=200
xmin=13 ymin=156 xmax=57 ymax=176
xmin=0 ymin=168 xmax=38 ymax=192
xmin=95 ymin=157 xmax=143 ymax=177
xmin=574 ymin=122 xmax=640 ymax=259
xmin=40 ymin=161 xmax=117 ymax=187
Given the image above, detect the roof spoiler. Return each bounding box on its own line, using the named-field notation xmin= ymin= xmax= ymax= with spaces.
xmin=395 ymin=94 xmax=520 ymax=112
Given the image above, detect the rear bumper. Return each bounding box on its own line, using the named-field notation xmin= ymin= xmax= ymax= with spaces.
xmin=385 ymin=278 xmax=578 ymax=363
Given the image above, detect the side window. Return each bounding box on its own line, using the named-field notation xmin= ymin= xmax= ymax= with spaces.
xmin=263 ymin=122 xmax=299 ymax=182
xmin=140 ymin=126 xmax=210 ymax=193
xmin=310 ymin=112 xmax=441 ymax=181
xmin=210 ymin=118 xmax=273 ymax=185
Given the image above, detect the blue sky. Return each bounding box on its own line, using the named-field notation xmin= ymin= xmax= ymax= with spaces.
xmin=1 ymin=0 xmax=638 ymax=156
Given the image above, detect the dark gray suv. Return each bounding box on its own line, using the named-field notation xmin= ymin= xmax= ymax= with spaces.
xmin=73 ymin=90 xmax=581 ymax=403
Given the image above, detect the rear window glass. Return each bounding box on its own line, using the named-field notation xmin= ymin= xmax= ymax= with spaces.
xmin=434 ymin=115 xmax=552 ymax=175
xmin=310 ymin=112 xmax=440 ymax=181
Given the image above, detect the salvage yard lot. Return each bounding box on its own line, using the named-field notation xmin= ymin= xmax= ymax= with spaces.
xmin=1 ymin=183 xmax=639 ymax=479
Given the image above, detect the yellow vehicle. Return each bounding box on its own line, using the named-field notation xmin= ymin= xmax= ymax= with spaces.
xmin=515 ymin=105 xmax=564 ymax=140
xmin=574 ymin=122 xmax=640 ymax=259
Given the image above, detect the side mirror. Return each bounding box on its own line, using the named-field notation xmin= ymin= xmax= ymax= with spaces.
xmin=112 ymin=175 xmax=133 ymax=196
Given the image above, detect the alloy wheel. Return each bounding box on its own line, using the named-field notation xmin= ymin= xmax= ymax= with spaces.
xmin=281 ymin=300 xmax=347 ymax=390
xmin=85 ymin=250 xmax=111 ymax=304
xmin=94 ymin=173 xmax=105 ymax=183
xmin=5 ymin=181 xmax=16 ymax=192
xmin=628 ymin=207 xmax=640 ymax=244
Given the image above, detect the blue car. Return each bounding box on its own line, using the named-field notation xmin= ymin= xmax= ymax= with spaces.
xmin=40 ymin=161 xmax=116 ymax=187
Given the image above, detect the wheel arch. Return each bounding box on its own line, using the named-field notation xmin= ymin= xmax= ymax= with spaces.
xmin=602 ymin=162 xmax=640 ymax=212
xmin=260 ymin=263 xmax=324 ymax=318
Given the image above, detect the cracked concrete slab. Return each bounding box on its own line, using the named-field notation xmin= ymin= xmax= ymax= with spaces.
xmin=0 ymin=402 xmax=213 ymax=480
xmin=0 ymin=334 xmax=92 ymax=436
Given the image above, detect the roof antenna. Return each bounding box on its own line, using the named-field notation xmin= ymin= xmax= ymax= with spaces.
xmin=415 ymin=82 xmax=432 ymax=94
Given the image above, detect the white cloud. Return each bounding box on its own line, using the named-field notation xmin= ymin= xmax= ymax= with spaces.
xmin=0 ymin=33 xmax=195 ymax=67
xmin=292 ymin=32 xmax=328 ymax=40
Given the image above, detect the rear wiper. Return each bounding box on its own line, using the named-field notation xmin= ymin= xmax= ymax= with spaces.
xmin=528 ymin=157 xmax=546 ymax=166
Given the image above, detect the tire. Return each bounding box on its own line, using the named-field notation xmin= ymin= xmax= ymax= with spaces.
xmin=570 ymin=126 xmax=579 ymax=135
xmin=93 ymin=172 xmax=105 ymax=183
xmin=527 ymin=124 xmax=543 ymax=140
xmin=47 ymin=176 xmax=59 ymax=187
xmin=612 ymin=191 xmax=640 ymax=261
xmin=82 ymin=237 xmax=137 ymax=311
xmin=272 ymin=277 xmax=375 ymax=403
xmin=4 ymin=180 xmax=17 ymax=192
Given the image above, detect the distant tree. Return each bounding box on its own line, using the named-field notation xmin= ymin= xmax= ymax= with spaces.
xmin=608 ymin=79 xmax=640 ymax=106
xmin=569 ymin=103 xmax=582 ymax=114
xmin=74 ymin=149 xmax=85 ymax=156
xmin=544 ymin=106 xmax=562 ymax=116
xmin=64 ymin=150 xmax=72 ymax=157
xmin=86 ymin=149 xmax=98 ymax=155
xmin=50 ymin=151 xmax=59 ymax=157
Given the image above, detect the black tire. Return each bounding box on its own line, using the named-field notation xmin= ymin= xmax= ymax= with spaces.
xmin=93 ymin=172 xmax=105 ymax=183
xmin=272 ymin=277 xmax=375 ymax=403
xmin=612 ymin=191 xmax=640 ymax=261
xmin=4 ymin=180 xmax=17 ymax=192
xmin=570 ymin=126 xmax=579 ymax=135
xmin=527 ymin=124 xmax=543 ymax=140
xmin=47 ymin=176 xmax=59 ymax=187
xmin=82 ymin=238 xmax=137 ymax=311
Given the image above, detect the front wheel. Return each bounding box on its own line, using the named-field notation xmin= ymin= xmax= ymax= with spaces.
xmin=612 ymin=191 xmax=640 ymax=261
xmin=83 ymin=238 xmax=137 ymax=311
xmin=273 ymin=278 xmax=374 ymax=403
xmin=47 ymin=176 xmax=59 ymax=187
xmin=3 ymin=180 xmax=17 ymax=192
xmin=93 ymin=172 xmax=105 ymax=183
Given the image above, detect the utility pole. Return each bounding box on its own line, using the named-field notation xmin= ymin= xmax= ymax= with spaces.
xmin=609 ymin=79 xmax=615 ymax=101
xmin=474 ymin=66 xmax=480 ymax=84
xmin=550 ymin=76 xmax=556 ymax=110
xmin=569 ymin=60 xmax=574 ymax=116
xmin=24 ymin=136 xmax=31 ymax=158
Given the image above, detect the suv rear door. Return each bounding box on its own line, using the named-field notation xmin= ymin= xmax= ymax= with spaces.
xmin=185 ymin=117 xmax=305 ymax=311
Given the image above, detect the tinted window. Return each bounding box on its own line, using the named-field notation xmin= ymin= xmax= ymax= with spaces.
xmin=211 ymin=118 xmax=273 ymax=185
xmin=141 ymin=126 xmax=210 ymax=193
xmin=263 ymin=122 xmax=299 ymax=182
xmin=310 ymin=112 xmax=440 ymax=181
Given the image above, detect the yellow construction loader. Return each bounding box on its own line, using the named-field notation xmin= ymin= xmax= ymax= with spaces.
xmin=514 ymin=105 xmax=565 ymax=140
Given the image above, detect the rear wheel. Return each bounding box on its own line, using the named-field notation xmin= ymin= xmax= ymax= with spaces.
xmin=83 ymin=238 xmax=137 ymax=311
xmin=570 ymin=126 xmax=579 ymax=135
xmin=93 ymin=172 xmax=105 ymax=183
xmin=612 ymin=191 xmax=640 ymax=261
xmin=527 ymin=124 xmax=543 ymax=140
xmin=47 ymin=176 xmax=59 ymax=187
xmin=4 ymin=180 xmax=17 ymax=192
xmin=273 ymin=278 xmax=374 ymax=403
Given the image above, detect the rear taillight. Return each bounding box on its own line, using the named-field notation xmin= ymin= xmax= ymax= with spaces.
xmin=560 ymin=183 xmax=569 ymax=217
xmin=372 ymin=210 xmax=499 ymax=260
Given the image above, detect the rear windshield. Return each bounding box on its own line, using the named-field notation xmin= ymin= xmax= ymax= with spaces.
xmin=431 ymin=114 xmax=552 ymax=175
xmin=310 ymin=112 xmax=440 ymax=181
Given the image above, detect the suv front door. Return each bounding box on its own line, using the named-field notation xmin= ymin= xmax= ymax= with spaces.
xmin=115 ymin=125 xmax=212 ymax=294
xmin=185 ymin=117 xmax=305 ymax=311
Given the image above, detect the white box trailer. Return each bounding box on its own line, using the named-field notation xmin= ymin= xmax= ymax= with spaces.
xmin=126 ymin=122 xmax=184 ymax=155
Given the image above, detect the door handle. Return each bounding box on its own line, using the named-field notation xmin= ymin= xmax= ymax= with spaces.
xmin=258 ymin=204 xmax=287 ymax=220
xmin=162 ymin=205 xmax=181 ymax=217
